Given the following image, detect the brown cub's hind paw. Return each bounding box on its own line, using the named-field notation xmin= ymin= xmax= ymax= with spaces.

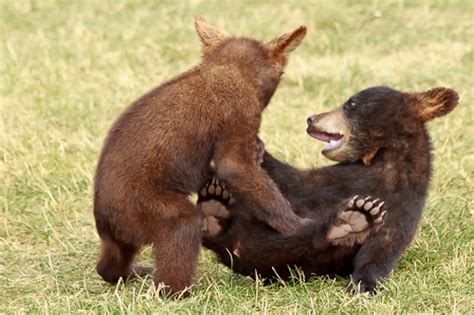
xmin=199 ymin=177 xmax=235 ymax=205
xmin=327 ymin=195 xmax=387 ymax=247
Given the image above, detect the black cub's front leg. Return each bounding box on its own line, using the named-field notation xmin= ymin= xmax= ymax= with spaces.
xmin=348 ymin=223 xmax=409 ymax=295
xmin=341 ymin=196 xmax=406 ymax=295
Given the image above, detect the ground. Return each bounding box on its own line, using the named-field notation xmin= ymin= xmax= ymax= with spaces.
xmin=1 ymin=0 xmax=473 ymax=313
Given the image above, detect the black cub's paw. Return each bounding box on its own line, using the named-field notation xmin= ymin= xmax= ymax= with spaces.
xmin=198 ymin=177 xmax=235 ymax=205
xmin=198 ymin=177 xmax=233 ymax=237
xmin=327 ymin=195 xmax=387 ymax=247
xmin=346 ymin=279 xmax=380 ymax=295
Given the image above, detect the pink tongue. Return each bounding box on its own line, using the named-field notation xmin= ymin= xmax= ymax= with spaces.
xmin=311 ymin=131 xmax=343 ymax=142
xmin=317 ymin=133 xmax=337 ymax=142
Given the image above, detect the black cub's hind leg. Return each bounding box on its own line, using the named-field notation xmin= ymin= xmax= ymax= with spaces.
xmin=327 ymin=195 xmax=387 ymax=247
xmin=96 ymin=238 xmax=152 ymax=284
xmin=198 ymin=177 xmax=233 ymax=237
xmin=199 ymin=177 xmax=235 ymax=205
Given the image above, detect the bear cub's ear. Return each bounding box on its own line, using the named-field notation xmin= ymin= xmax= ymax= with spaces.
xmin=266 ymin=26 xmax=307 ymax=59
xmin=407 ymin=87 xmax=459 ymax=122
xmin=195 ymin=16 xmax=230 ymax=55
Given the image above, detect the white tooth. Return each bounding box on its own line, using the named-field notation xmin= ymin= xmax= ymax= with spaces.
xmin=324 ymin=138 xmax=344 ymax=151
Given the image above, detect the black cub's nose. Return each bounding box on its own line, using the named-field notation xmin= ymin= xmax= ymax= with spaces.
xmin=307 ymin=115 xmax=317 ymax=126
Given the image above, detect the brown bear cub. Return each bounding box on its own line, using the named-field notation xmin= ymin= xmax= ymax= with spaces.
xmin=93 ymin=17 xmax=309 ymax=295
xmin=198 ymin=86 xmax=459 ymax=294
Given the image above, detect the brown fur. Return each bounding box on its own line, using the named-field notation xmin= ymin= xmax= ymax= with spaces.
xmin=93 ymin=17 xmax=307 ymax=295
xmin=407 ymin=87 xmax=459 ymax=122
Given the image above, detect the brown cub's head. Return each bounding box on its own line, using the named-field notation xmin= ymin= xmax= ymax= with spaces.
xmin=195 ymin=16 xmax=306 ymax=105
xmin=306 ymin=86 xmax=459 ymax=164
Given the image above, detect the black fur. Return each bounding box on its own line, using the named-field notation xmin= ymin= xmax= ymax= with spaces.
xmin=201 ymin=86 xmax=459 ymax=293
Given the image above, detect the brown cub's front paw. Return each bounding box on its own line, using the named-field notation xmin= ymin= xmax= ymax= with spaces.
xmin=327 ymin=195 xmax=387 ymax=247
xmin=199 ymin=177 xmax=235 ymax=206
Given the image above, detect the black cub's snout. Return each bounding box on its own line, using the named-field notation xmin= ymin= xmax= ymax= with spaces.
xmin=307 ymin=115 xmax=317 ymax=126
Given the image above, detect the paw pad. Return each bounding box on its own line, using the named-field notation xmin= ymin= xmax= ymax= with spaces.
xmin=199 ymin=177 xmax=234 ymax=205
xmin=327 ymin=195 xmax=387 ymax=246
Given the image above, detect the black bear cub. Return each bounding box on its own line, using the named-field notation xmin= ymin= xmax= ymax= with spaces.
xmin=198 ymin=86 xmax=459 ymax=294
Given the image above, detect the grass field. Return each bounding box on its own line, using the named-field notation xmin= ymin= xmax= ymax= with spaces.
xmin=1 ymin=0 xmax=473 ymax=313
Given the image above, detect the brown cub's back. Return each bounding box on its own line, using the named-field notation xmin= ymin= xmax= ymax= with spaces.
xmin=97 ymin=53 xmax=266 ymax=195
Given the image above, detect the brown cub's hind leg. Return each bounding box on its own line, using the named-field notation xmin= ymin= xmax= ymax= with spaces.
xmin=327 ymin=196 xmax=387 ymax=247
xmin=96 ymin=238 xmax=152 ymax=284
xmin=152 ymin=199 xmax=202 ymax=297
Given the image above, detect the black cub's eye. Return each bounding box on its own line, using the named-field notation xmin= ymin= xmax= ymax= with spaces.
xmin=344 ymin=99 xmax=357 ymax=111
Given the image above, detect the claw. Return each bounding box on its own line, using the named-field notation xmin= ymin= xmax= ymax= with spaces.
xmin=374 ymin=211 xmax=386 ymax=224
xmin=348 ymin=195 xmax=358 ymax=208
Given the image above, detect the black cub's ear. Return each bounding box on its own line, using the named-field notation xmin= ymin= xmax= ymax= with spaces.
xmin=406 ymin=87 xmax=459 ymax=122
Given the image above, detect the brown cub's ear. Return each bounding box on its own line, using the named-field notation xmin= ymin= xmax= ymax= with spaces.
xmin=407 ymin=87 xmax=459 ymax=122
xmin=266 ymin=26 xmax=307 ymax=59
xmin=195 ymin=16 xmax=230 ymax=55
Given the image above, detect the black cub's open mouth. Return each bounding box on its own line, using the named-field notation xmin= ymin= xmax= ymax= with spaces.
xmin=306 ymin=126 xmax=344 ymax=151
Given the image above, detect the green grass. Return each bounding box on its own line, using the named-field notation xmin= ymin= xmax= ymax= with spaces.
xmin=1 ymin=0 xmax=473 ymax=313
